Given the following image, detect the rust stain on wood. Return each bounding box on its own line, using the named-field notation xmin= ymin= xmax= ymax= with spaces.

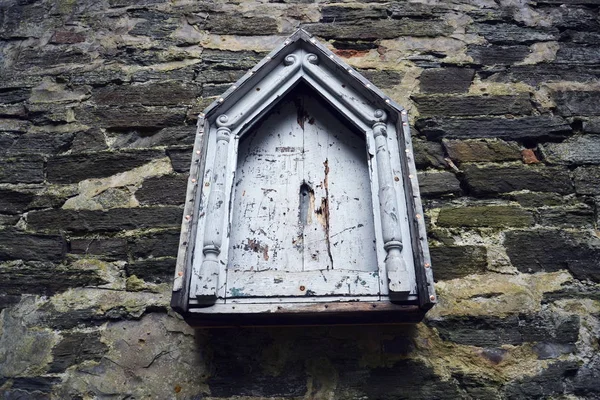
xmin=245 ymin=238 xmax=270 ymax=261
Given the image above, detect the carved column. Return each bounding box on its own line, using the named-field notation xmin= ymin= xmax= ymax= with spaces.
xmin=372 ymin=110 xmax=411 ymax=295
xmin=197 ymin=115 xmax=231 ymax=304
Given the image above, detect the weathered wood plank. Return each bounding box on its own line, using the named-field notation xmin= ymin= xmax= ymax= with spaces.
xmin=226 ymin=269 xmax=380 ymax=298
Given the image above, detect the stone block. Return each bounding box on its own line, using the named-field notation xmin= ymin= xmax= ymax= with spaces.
xmin=419 ymin=68 xmax=475 ymax=94
xmin=574 ymin=166 xmax=600 ymax=195
xmin=69 ymin=238 xmax=128 ymax=260
xmin=505 ymin=230 xmax=600 ymax=281
xmin=0 ymin=155 xmax=45 ymax=183
xmin=467 ymin=23 xmax=559 ymax=44
xmin=197 ymin=14 xmax=279 ymax=35
xmin=538 ymin=207 xmax=596 ymax=228
xmin=1 ymin=132 xmax=73 ymax=156
xmin=412 ymin=138 xmax=447 ymax=169
xmin=553 ymin=90 xmax=600 ymax=116
xmin=483 ymin=64 xmax=600 ymax=85
xmin=463 ymin=164 xmax=573 ymax=196
xmin=304 ymin=19 xmax=452 ymax=40
xmin=136 ymin=174 xmax=188 ymax=205
xmin=49 ymin=332 xmax=108 ymax=373
xmin=555 ymin=44 xmax=600 ymax=64
xmin=127 ymin=257 xmax=176 ymax=283
xmin=320 ymin=5 xmax=387 ymax=22
xmin=583 ymin=117 xmax=600 ymax=133
xmin=14 ymin=47 xmax=91 ymax=69
xmin=167 ymin=148 xmax=193 ymax=173
xmin=443 ymin=139 xmax=521 ymax=163
xmin=75 ymin=105 xmax=187 ymax=130
xmin=0 ymin=88 xmax=30 ymax=104
xmin=111 ymin=126 xmax=196 ymax=149
xmin=437 ymin=205 xmax=534 ymax=227
xmin=416 ymin=116 xmax=571 ymax=141
xmin=71 ymin=128 xmax=108 ymax=152
xmin=417 ymin=171 xmax=461 ymax=197
xmin=27 ymin=207 xmax=183 ymax=233
xmin=0 ymin=188 xmax=35 ymax=214
xmin=544 ymin=135 xmax=600 ymax=165
xmin=50 ymin=30 xmax=86 ymax=44
xmin=428 ymin=313 xmax=580 ymax=347
xmin=91 ymin=82 xmax=202 ymax=107
xmin=544 ymin=5 xmax=600 ymax=31
xmin=430 ymin=245 xmax=487 ymax=280
xmin=129 ymin=230 xmax=180 ymax=259
xmin=358 ymin=69 xmax=404 ymax=88
xmin=0 ymin=118 xmax=30 ymax=133
xmin=0 ymin=261 xmax=107 ymax=295
xmin=468 ymin=45 xmax=529 ymax=65
xmin=0 ymin=228 xmax=66 ymax=262
xmin=503 ymin=361 xmax=579 ymax=399
xmin=413 ymin=94 xmax=532 ymax=117
xmin=47 ymin=150 xmax=164 ymax=184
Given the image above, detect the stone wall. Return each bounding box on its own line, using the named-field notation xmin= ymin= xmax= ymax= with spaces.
xmin=1 ymin=0 xmax=599 ymax=398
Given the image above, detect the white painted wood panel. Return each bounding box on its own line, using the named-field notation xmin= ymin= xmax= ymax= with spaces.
xmin=227 ymin=88 xmax=379 ymax=298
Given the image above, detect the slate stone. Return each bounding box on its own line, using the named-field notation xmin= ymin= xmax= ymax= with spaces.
xmin=339 ymin=359 xmax=462 ymax=400
xmin=304 ymin=19 xmax=453 ymax=40
xmin=0 ymin=88 xmax=30 ymax=104
xmin=0 ymin=294 xmax=21 ymax=311
xmin=463 ymin=164 xmax=573 ymax=196
xmin=553 ymin=90 xmax=600 ymax=116
xmin=50 ymin=30 xmax=86 ymax=44
xmin=413 ymin=94 xmax=532 ymax=116
xmin=388 ymin=2 xmax=436 ymax=18
xmin=428 ymin=313 xmax=580 ymax=347
xmin=430 ymin=245 xmax=487 ymax=280
xmin=561 ymin=29 xmax=600 ymax=45
xmin=503 ymin=361 xmax=579 ymax=400
xmin=574 ymin=166 xmax=600 ymax=195
xmin=412 ymin=138 xmax=447 ymax=169
xmin=49 ymin=332 xmax=108 ymax=373
xmin=358 ymin=69 xmax=404 ymax=88
xmin=0 ymin=188 xmax=35 ymax=214
xmin=28 ymin=207 xmax=183 ymax=233
xmin=505 ymin=192 xmax=565 ymax=208
xmin=67 ymin=68 xmax=130 ymax=87
xmin=91 ymin=82 xmax=202 ymax=107
xmin=0 ymin=118 xmax=30 ymax=133
xmin=167 ymin=147 xmax=193 ymax=173
xmin=419 ymin=68 xmax=475 ymax=94
xmin=468 ymin=45 xmax=529 ymax=65
xmin=0 ymin=228 xmax=66 ymax=262
xmin=538 ymin=207 xmax=596 ymax=228
xmin=195 ymin=14 xmax=279 ymax=35
xmin=483 ymin=64 xmax=600 ymax=85
xmin=583 ymin=118 xmax=600 ymax=134
xmin=544 ymin=135 xmax=600 ymax=165
xmin=532 ymin=342 xmax=576 ymax=360
xmin=443 ymin=139 xmax=521 ymax=163
xmin=129 ymin=230 xmax=180 ymax=259
xmin=14 ymin=47 xmax=91 ymax=69
xmin=128 ymin=10 xmax=177 ymax=39
xmin=573 ymin=356 xmax=600 ymax=397
xmin=71 ymin=128 xmax=107 ymax=152
xmin=201 ymin=49 xmax=266 ymax=73
xmin=0 ymin=261 xmax=107 ymax=295
xmin=1 ymin=132 xmax=74 ymax=156
xmin=467 ymin=23 xmax=559 ymax=44
xmin=135 ymin=173 xmax=188 ymax=206
xmin=69 ymin=237 xmax=128 ymax=260
xmin=46 ymin=150 xmax=164 ymax=184
xmin=8 ymin=377 xmax=61 ymax=394
xmin=320 ymin=5 xmax=387 ymax=22
xmin=0 ymin=155 xmax=45 ymax=183
xmin=75 ymin=105 xmax=187 ymax=130
xmin=111 ymin=126 xmax=196 ymax=149
xmin=555 ymin=44 xmax=600 ymax=65
xmin=416 ymin=116 xmax=571 ymax=141
xmin=127 ymin=257 xmax=176 ymax=283
xmin=437 ymin=205 xmax=534 ymax=227
xmin=505 ymin=230 xmax=600 ymax=281
xmin=417 ymin=171 xmax=461 ymax=197
xmin=543 ymin=5 xmax=600 ymax=31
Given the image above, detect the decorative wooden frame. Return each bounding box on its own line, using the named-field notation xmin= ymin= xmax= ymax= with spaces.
xmin=171 ymin=29 xmax=436 ymax=326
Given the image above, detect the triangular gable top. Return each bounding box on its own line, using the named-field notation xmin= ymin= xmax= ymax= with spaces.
xmin=200 ymin=29 xmax=406 ymax=136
